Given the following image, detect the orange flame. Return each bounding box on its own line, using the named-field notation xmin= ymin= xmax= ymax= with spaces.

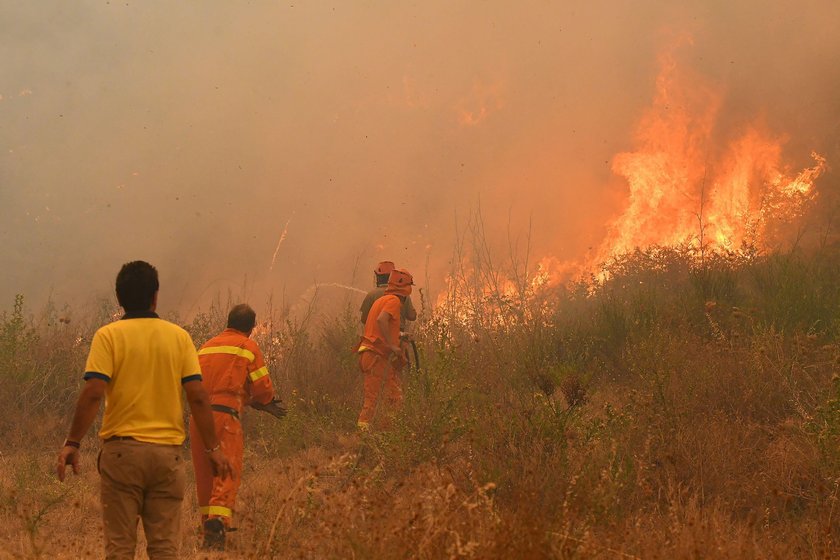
xmin=436 ymin=41 xmax=827 ymax=320
xmin=595 ymin=45 xmax=826 ymax=264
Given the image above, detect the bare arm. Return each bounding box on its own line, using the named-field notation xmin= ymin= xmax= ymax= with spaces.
xmin=56 ymin=378 xmax=107 ymax=481
xmin=184 ymin=380 xmax=232 ymax=479
xmin=66 ymin=378 xmax=106 ymax=441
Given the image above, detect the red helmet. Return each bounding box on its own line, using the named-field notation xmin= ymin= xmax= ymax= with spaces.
xmin=374 ymin=261 xmax=395 ymax=275
xmin=385 ymin=268 xmax=414 ymax=296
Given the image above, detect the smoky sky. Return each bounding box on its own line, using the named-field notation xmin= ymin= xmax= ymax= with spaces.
xmin=2 ymin=1 xmax=839 ymax=316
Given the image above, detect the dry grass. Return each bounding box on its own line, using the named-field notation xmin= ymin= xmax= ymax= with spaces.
xmin=2 ymin=246 xmax=840 ymax=558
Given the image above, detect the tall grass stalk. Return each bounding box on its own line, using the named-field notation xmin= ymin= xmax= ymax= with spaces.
xmin=2 ymin=242 xmax=840 ymax=557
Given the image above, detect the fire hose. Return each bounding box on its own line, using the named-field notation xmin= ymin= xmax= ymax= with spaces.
xmin=400 ymin=332 xmax=421 ymax=372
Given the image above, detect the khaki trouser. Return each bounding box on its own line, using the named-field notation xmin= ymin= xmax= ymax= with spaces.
xmin=99 ymin=439 xmax=186 ymax=560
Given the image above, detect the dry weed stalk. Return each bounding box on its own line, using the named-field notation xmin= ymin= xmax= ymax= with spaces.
xmin=4 ymin=242 xmax=840 ymax=557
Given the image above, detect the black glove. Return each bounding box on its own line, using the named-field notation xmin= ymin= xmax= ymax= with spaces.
xmin=250 ymin=398 xmax=287 ymax=420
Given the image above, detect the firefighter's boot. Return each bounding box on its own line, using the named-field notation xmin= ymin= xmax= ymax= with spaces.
xmin=202 ymin=518 xmax=226 ymax=551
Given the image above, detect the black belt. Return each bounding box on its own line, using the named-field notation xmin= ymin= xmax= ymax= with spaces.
xmin=104 ymin=435 xmax=137 ymax=443
xmin=211 ymin=404 xmax=240 ymax=420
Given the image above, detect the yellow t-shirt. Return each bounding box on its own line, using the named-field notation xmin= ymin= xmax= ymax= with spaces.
xmin=84 ymin=314 xmax=202 ymax=445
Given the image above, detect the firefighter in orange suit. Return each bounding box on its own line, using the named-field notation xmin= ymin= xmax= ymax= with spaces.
xmin=190 ymin=303 xmax=284 ymax=550
xmin=360 ymin=261 xmax=417 ymax=329
xmin=357 ymin=268 xmax=413 ymax=430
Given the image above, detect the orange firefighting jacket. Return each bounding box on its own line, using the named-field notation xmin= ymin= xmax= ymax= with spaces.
xmin=358 ymin=294 xmax=402 ymax=357
xmin=197 ymin=328 xmax=274 ymax=412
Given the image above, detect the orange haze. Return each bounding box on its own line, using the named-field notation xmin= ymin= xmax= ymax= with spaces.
xmin=1 ymin=2 xmax=838 ymax=318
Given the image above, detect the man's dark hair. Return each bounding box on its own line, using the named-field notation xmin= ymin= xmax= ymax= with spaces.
xmin=227 ymin=304 xmax=256 ymax=333
xmin=115 ymin=261 xmax=159 ymax=312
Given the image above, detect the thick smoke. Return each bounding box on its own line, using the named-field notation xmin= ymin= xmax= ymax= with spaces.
xmin=1 ymin=1 xmax=838 ymax=316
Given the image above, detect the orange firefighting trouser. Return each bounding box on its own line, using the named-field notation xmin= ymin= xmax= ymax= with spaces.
xmin=190 ymin=409 xmax=243 ymax=526
xmin=357 ymin=351 xmax=403 ymax=426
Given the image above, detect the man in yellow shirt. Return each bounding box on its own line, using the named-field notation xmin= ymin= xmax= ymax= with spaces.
xmin=56 ymin=261 xmax=231 ymax=560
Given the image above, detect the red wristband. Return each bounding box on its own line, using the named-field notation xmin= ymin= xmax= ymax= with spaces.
xmin=63 ymin=439 xmax=81 ymax=449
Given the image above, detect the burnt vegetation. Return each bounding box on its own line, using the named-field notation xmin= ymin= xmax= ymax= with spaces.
xmin=2 ymin=244 xmax=840 ymax=558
